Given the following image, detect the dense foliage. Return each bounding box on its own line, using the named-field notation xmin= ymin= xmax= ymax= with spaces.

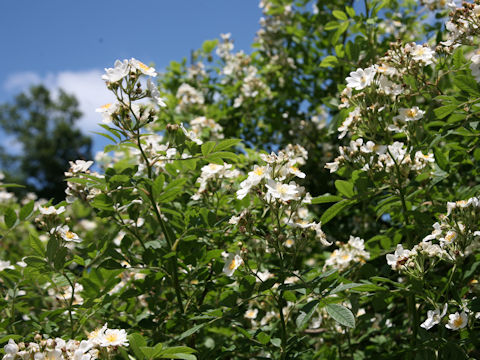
xmin=1 ymin=0 xmax=480 ymax=359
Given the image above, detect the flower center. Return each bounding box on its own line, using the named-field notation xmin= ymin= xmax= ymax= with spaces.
xmin=453 ymin=317 xmax=464 ymax=328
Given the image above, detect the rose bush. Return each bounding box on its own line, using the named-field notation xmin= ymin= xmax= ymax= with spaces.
xmin=1 ymin=0 xmax=480 ymax=359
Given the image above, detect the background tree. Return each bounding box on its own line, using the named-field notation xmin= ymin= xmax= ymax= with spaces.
xmin=0 ymin=85 xmax=92 ymax=202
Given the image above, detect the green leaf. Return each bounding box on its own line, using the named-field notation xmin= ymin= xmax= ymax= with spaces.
xmin=214 ymin=139 xmax=241 ymax=151
xmin=91 ymin=194 xmax=114 ymax=211
xmin=434 ymin=105 xmax=457 ymax=119
xmin=320 ymin=200 xmax=353 ymax=225
xmin=29 ymin=234 xmax=45 ymax=256
xmin=345 ymin=6 xmax=355 ymax=17
xmin=433 ymin=147 xmax=448 ymax=171
xmin=54 ymin=247 xmax=68 ymax=270
xmin=159 ymin=347 xmax=196 ymax=356
xmin=0 ymin=184 xmax=25 ymax=189
xmin=270 ymin=338 xmax=282 ymax=347
xmin=296 ymin=300 xmax=319 ymax=329
xmin=140 ymin=343 xmax=164 ymax=360
xmin=332 ymin=21 xmax=349 ymax=44
xmin=46 ymin=237 xmax=60 ymax=263
xmin=454 ymin=74 xmax=480 ymax=96
xmin=178 ymin=323 xmax=206 ymax=340
xmin=326 ymin=304 xmax=355 ymax=328
xmin=214 ymin=151 xmax=238 ymax=162
xmin=311 ymin=195 xmax=343 ymax=204
xmin=202 ymin=39 xmax=218 ymax=53
xmin=159 ymin=354 xmax=196 ymax=360
xmin=3 ymin=208 xmax=17 ymax=229
xmin=257 ymin=332 xmax=270 ymax=345
xmin=201 ymin=141 xmax=216 ymax=157
xmin=204 ymin=154 xmax=224 ymax=165
xmin=23 ymin=256 xmax=48 ymax=269
xmin=92 ymin=131 xmax=117 ymax=144
xmin=332 ymin=10 xmax=348 ymax=20
xmin=19 ymin=201 xmax=34 ymax=221
xmin=334 ymin=180 xmax=354 ymax=198
xmin=320 ymin=55 xmax=338 ymax=68
xmin=128 ymin=333 xmax=147 ymax=360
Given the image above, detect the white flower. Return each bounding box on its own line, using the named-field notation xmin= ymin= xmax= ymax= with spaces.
xmin=247 ymin=165 xmax=268 ymax=186
xmin=445 ymin=311 xmax=468 ymax=330
xmin=411 ymin=44 xmax=436 ymax=65
xmin=394 ymin=107 xmax=425 ymax=122
xmin=4 ymin=339 xmax=18 ymax=355
xmin=95 ymin=102 xmax=118 ymax=124
xmin=99 ymin=329 xmax=129 ymax=347
xmin=57 ymin=225 xmax=81 ymax=243
xmin=420 ymin=304 xmax=447 ymax=330
xmin=265 ymin=179 xmax=299 ymax=202
xmin=130 ymin=58 xmax=157 ymax=77
xmin=102 ymin=59 xmax=129 ymax=83
xmin=39 ymin=206 xmax=66 ymax=216
xmin=147 ymin=79 xmax=167 ymax=107
xmin=180 ymin=124 xmax=203 ymax=145
xmin=0 ymin=261 xmax=14 ymax=271
xmin=386 ymin=244 xmax=415 ymax=270
xmin=245 ymin=308 xmax=258 ymax=320
xmin=345 ymin=66 xmax=376 ymax=90
xmin=284 ymin=239 xmax=295 ymax=248
xmin=69 ymin=160 xmax=94 ymax=173
xmin=88 ymin=324 xmax=108 ymax=345
xmin=440 ymin=230 xmax=457 ymax=247
xmin=45 ymin=349 xmax=63 ymax=360
xmin=223 ymin=253 xmax=243 ymax=277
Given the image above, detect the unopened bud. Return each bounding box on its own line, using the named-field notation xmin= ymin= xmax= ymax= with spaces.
xmin=166 ymin=123 xmax=179 ymax=132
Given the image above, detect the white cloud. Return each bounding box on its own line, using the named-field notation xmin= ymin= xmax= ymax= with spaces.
xmin=4 ymin=69 xmax=115 ymax=134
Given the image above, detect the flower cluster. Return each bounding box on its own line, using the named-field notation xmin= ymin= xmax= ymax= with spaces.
xmin=325 ymin=139 xmax=434 ymax=175
xmin=2 ymin=325 xmax=128 ymax=360
xmin=325 ymin=236 xmax=370 ymax=271
xmin=192 ymin=163 xmax=240 ymax=200
xmin=442 ymin=1 xmax=480 ymax=49
xmin=236 ymin=144 xmax=308 ymax=202
xmin=64 ymin=160 xmax=102 ymax=203
xmin=176 ymin=83 xmax=205 ymax=112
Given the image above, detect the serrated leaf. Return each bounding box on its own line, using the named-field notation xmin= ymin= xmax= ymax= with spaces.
xmin=19 ymin=201 xmax=34 ymax=221
xmin=434 ymin=105 xmax=457 ymax=119
xmin=214 ymin=139 xmax=241 ymax=151
xmin=29 ymin=234 xmax=45 ymax=256
xmin=3 ymin=208 xmax=17 ymax=229
xmin=128 ymin=333 xmax=147 ymax=360
xmin=201 ymin=141 xmax=216 ymax=157
xmin=326 ymin=304 xmax=355 ymax=328
xmin=454 ymin=74 xmax=480 ymax=96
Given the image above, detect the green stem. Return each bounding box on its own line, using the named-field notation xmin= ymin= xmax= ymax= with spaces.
xmin=63 ymin=272 xmax=76 ymax=338
xmin=134 ymin=129 xmax=185 ymax=315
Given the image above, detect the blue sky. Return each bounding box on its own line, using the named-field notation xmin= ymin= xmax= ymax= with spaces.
xmin=0 ymin=1 xmax=262 ymax=154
